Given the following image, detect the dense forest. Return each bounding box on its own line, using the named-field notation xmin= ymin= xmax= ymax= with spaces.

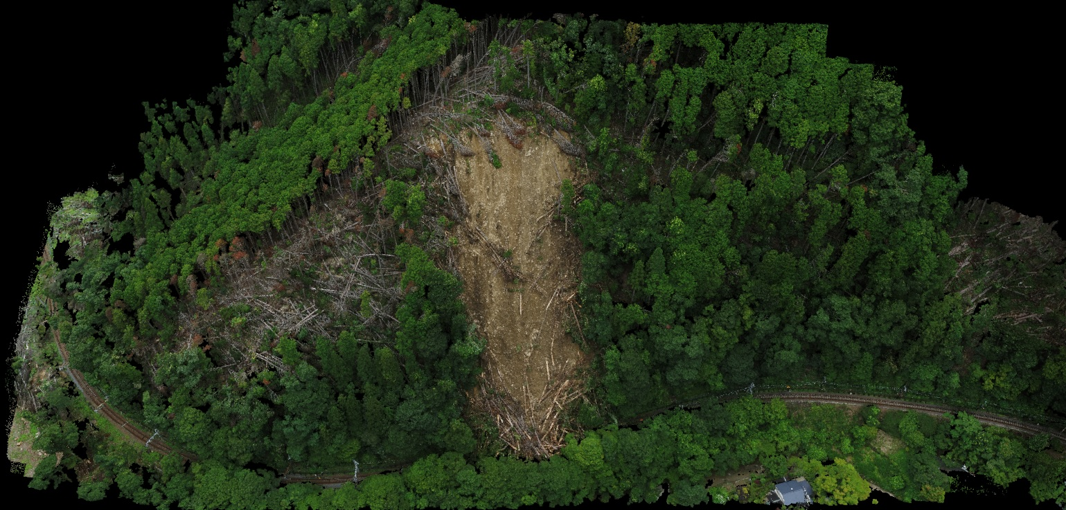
xmin=7 ymin=1 xmax=1065 ymax=509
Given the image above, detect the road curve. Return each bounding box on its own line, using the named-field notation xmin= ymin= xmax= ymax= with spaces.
xmin=754 ymin=392 xmax=1066 ymax=442
xmin=40 ymin=246 xmax=194 ymax=462
xmin=32 ymin=247 xmax=1065 ymax=490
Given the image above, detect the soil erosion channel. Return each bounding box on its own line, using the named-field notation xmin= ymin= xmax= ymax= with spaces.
xmin=453 ymin=128 xmax=586 ymax=458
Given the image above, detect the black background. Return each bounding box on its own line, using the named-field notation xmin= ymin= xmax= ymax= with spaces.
xmin=6 ymin=2 xmax=1059 ymax=508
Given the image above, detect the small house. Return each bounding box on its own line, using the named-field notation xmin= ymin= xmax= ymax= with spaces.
xmin=767 ymin=477 xmax=813 ymax=507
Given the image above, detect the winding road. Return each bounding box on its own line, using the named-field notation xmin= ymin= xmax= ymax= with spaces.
xmin=40 ymin=247 xmax=192 ymax=462
xmin=33 ymin=247 xmax=1065 ymax=489
xmin=754 ymin=392 xmax=1066 ymax=442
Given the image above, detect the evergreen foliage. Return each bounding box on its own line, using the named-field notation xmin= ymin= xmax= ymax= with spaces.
xmin=19 ymin=2 xmax=1065 ymax=508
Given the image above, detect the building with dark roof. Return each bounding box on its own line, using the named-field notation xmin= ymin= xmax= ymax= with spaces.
xmin=767 ymin=478 xmax=813 ymax=507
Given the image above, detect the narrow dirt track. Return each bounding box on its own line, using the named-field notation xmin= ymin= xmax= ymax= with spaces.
xmin=36 ymin=245 xmax=398 ymax=484
xmin=39 ymin=247 xmax=193 ymax=462
xmin=754 ymin=392 xmax=1066 ymax=442
xmin=31 ymin=247 xmax=1064 ymax=489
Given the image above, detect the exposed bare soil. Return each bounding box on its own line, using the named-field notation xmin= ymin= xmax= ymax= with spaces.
xmin=872 ymin=428 xmax=904 ymax=456
xmin=710 ymin=463 xmax=764 ymax=503
xmin=6 ymin=408 xmax=45 ymax=477
xmin=452 ymin=128 xmax=588 ymax=458
xmin=709 ymin=463 xmax=763 ymax=489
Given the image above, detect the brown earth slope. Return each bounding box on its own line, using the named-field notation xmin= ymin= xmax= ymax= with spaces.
xmin=453 ymin=128 xmax=588 ymax=458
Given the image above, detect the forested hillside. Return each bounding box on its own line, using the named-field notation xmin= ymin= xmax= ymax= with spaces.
xmin=8 ymin=1 xmax=1064 ymax=508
